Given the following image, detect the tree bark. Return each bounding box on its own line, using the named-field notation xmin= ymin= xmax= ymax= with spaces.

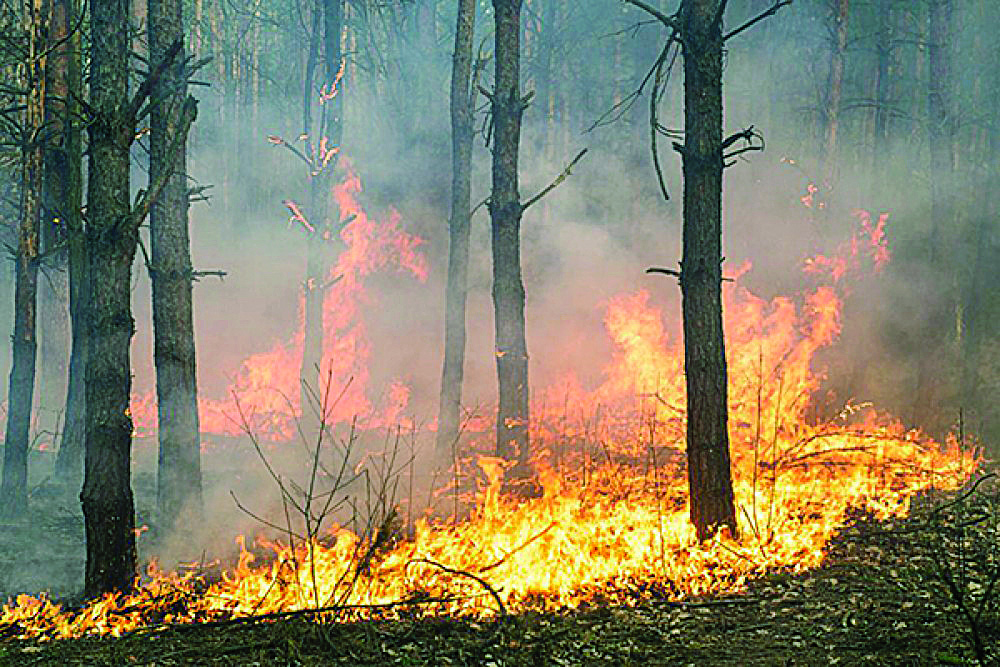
xmin=435 ymin=0 xmax=476 ymax=458
xmin=490 ymin=0 xmax=531 ymax=485
xmin=681 ymin=0 xmax=737 ymax=542
xmin=81 ymin=0 xmax=138 ymax=596
xmin=149 ymin=0 xmax=203 ymax=528
xmin=52 ymin=0 xmax=85 ymax=486
xmin=0 ymin=0 xmax=46 ymax=517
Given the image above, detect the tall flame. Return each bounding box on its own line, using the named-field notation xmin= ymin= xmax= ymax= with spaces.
xmin=131 ymin=162 xmax=428 ymax=440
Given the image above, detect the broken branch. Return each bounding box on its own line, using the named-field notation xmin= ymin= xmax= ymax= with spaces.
xmin=521 ymin=148 xmax=588 ymax=212
xmin=724 ymin=1 xmax=793 ymax=42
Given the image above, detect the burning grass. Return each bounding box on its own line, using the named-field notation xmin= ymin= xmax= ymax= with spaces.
xmin=0 ymin=183 xmax=978 ymax=643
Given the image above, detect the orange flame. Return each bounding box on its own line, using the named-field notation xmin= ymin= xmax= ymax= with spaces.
xmin=4 ymin=203 xmax=978 ymax=640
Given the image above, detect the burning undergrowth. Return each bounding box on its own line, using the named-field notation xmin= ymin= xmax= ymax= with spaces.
xmin=0 ymin=176 xmax=978 ymax=641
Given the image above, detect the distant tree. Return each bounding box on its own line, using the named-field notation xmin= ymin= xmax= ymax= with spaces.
xmin=37 ymin=0 xmax=74 ymax=448
xmin=910 ymin=0 xmax=954 ymax=428
xmin=52 ymin=0 xmax=86 ymax=489
xmin=0 ymin=0 xmax=46 ymax=518
xmin=149 ymin=0 xmax=203 ymax=528
xmin=298 ymin=0 xmax=344 ymax=430
xmin=436 ymin=0 xmax=478 ymax=458
xmin=822 ymin=0 xmax=849 ymax=184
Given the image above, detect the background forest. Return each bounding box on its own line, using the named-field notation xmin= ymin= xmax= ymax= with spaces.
xmin=0 ymin=0 xmax=995 ymax=457
xmin=0 ymin=0 xmax=998 ymax=662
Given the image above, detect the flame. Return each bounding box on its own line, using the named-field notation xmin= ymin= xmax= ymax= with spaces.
xmin=2 ymin=203 xmax=977 ymax=641
xmin=130 ymin=161 xmax=428 ymax=440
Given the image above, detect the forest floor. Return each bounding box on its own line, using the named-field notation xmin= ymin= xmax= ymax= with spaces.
xmin=2 ymin=480 xmax=999 ymax=666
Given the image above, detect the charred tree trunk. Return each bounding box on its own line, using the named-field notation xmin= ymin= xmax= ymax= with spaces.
xmin=0 ymin=0 xmax=46 ymax=517
xmin=82 ymin=0 xmax=138 ymax=596
xmin=489 ymin=0 xmax=531 ymax=484
xmin=149 ymin=0 xmax=203 ymax=527
xmin=53 ymin=0 xmax=84 ymax=486
xmin=435 ymin=0 xmax=476 ymax=457
xmin=823 ymin=0 xmax=850 ymax=185
xmin=299 ymin=0 xmax=343 ymax=424
xmin=680 ymin=0 xmax=737 ymax=542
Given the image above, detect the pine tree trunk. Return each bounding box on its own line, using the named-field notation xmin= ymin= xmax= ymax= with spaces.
xmin=681 ymin=0 xmax=737 ymax=542
xmin=0 ymin=0 xmax=45 ymax=517
xmin=149 ymin=0 xmax=203 ymax=528
xmin=81 ymin=0 xmax=138 ymax=596
xmin=52 ymin=0 xmax=84 ymax=485
xmin=490 ymin=0 xmax=531 ymax=485
xmin=436 ymin=0 xmax=476 ymax=458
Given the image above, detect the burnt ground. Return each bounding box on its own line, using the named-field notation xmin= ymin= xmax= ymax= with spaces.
xmin=2 ymin=480 xmax=1000 ymax=666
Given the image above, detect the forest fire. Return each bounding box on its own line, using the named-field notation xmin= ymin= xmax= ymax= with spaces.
xmin=130 ymin=163 xmax=429 ymax=441
xmin=0 ymin=198 xmax=976 ymax=640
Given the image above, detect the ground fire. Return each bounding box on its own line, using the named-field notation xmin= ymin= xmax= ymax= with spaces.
xmin=0 ymin=176 xmax=975 ymax=640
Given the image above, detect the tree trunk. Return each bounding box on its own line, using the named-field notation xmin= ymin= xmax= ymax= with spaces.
xmin=38 ymin=0 xmax=76 ymax=457
xmin=681 ymin=0 xmax=737 ymax=542
xmin=81 ymin=0 xmax=138 ymax=596
xmin=490 ymin=0 xmax=531 ymax=485
xmin=52 ymin=0 xmax=85 ymax=486
xmin=823 ymin=0 xmax=850 ymax=185
xmin=149 ymin=0 xmax=203 ymax=528
xmin=299 ymin=0 xmax=343 ymax=425
xmin=435 ymin=0 xmax=476 ymax=458
xmin=0 ymin=0 xmax=45 ymax=517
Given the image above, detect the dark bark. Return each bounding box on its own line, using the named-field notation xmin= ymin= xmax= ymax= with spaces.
xmin=436 ymin=0 xmax=476 ymax=457
xmin=299 ymin=0 xmax=343 ymax=424
xmin=490 ymin=0 xmax=531 ymax=483
xmin=0 ymin=0 xmax=46 ymax=518
xmin=680 ymin=0 xmax=737 ymax=542
xmin=149 ymin=0 xmax=203 ymax=527
xmin=52 ymin=0 xmax=85 ymax=484
xmin=81 ymin=0 xmax=138 ymax=596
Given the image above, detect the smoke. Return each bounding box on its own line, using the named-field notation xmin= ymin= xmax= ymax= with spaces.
xmin=2 ymin=0 xmax=998 ymax=588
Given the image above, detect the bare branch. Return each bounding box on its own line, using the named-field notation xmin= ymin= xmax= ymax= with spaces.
xmin=623 ymin=0 xmax=681 ymax=32
xmin=724 ymin=1 xmax=793 ymax=42
xmin=521 ymin=148 xmax=588 ymax=212
xmin=126 ymin=38 xmax=184 ymax=124
xmin=130 ymin=96 xmax=198 ymax=230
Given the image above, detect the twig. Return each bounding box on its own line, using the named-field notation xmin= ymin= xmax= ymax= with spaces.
xmin=131 ymin=96 xmax=198 ymax=230
xmin=408 ymin=558 xmax=507 ymax=618
xmin=521 ymin=148 xmax=588 ymax=212
xmin=724 ymin=1 xmax=793 ymax=42
xmin=623 ymin=0 xmax=681 ymax=33
xmin=477 ymin=521 xmax=557 ymax=574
